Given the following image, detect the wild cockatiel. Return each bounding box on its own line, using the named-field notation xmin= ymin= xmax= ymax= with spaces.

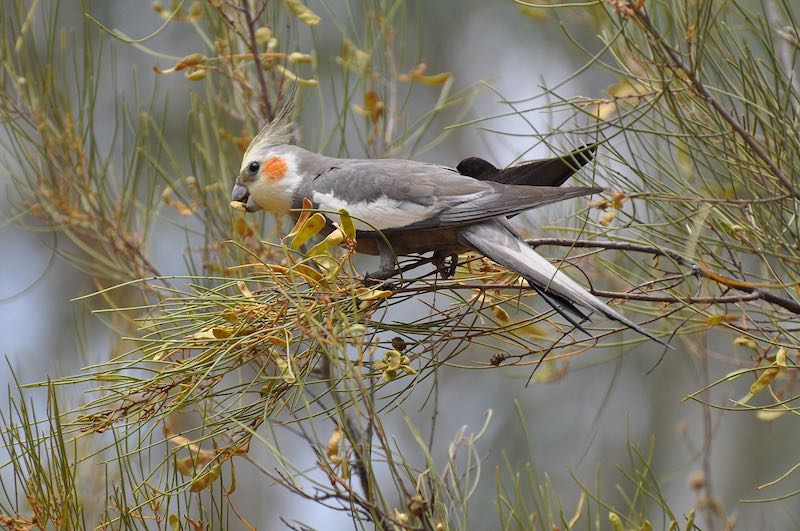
xmin=230 ymin=119 xmax=669 ymax=347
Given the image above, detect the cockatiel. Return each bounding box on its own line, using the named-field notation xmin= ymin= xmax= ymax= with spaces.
xmin=230 ymin=119 xmax=668 ymax=347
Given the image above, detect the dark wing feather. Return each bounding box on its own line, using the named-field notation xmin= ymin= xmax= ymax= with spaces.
xmin=457 ymin=144 xmax=597 ymax=187
xmin=456 ymin=157 xmax=497 ymax=179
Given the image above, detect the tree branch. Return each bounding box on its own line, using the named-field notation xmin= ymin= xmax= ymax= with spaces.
xmin=525 ymin=238 xmax=800 ymax=314
xmin=634 ymin=10 xmax=800 ymax=199
xmin=241 ymin=0 xmax=273 ymax=120
xmin=396 ymin=238 xmax=800 ymax=315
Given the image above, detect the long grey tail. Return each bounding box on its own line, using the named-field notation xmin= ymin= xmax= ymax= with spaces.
xmin=458 ymin=220 xmax=672 ymax=349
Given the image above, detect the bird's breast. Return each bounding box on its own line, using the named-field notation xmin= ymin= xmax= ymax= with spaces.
xmin=248 ymin=176 xmax=297 ymax=214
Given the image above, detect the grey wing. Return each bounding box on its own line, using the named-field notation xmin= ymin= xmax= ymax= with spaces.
xmin=306 ymin=159 xmax=489 ymax=231
xmin=427 ymin=184 xmax=601 ymax=228
xmin=308 ymin=159 xmax=601 ymax=232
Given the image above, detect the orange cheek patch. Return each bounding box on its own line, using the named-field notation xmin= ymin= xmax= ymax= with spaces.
xmin=261 ymin=156 xmax=288 ymax=181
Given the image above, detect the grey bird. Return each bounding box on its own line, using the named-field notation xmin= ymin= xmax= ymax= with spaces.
xmin=230 ymin=121 xmax=668 ymax=347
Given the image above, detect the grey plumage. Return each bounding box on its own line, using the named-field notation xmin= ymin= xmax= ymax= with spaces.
xmin=231 ymin=141 xmax=670 ymax=348
xmin=306 ymin=160 xmax=601 ymax=231
xmin=232 ymin=144 xmax=598 ymax=213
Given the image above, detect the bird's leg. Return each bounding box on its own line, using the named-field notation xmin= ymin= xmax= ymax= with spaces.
xmin=431 ymin=251 xmax=445 ymax=273
xmin=431 ymin=251 xmax=459 ymax=279
xmin=445 ymin=253 xmax=459 ymax=278
xmin=363 ymin=239 xmax=398 ymax=285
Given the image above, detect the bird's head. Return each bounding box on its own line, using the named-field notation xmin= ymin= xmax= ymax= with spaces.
xmin=230 ymin=106 xmax=299 ymax=214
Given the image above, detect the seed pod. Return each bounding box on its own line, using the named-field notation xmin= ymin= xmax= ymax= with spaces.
xmin=326 ymin=426 xmax=342 ymax=463
xmin=175 ymin=53 xmax=206 ymax=71
xmin=188 ymin=1 xmax=203 ymax=20
xmin=289 ymin=212 xmax=326 ymax=248
xmin=491 ymin=305 xmax=509 ymax=323
xmin=391 ymin=337 xmax=407 ymax=352
xmin=283 ymin=0 xmax=321 ymax=25
xmin=750 ymin=365 xmax=780 ymax=395
xmin=288 ymin=52 xmax=313 ymax=64
xmin=189 ymin=463 xmax=221 ymax=492
xmin=185 ymin=68 xmax=207 ymax=81
xmin=733 ymin=336 xmax=758 ymax=350
xmin=255 ymin=27 xmax=272 ymax=45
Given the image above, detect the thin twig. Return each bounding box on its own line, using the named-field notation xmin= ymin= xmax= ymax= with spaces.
xmin=384 ymin=28 xmax=398 ymax=148
xmin=699 ymin=338 xmax=717 ymax=531
xmin=634 ymin=10 xmax=800 ymax=199
xmin=391 ymin=238 xmax=800 ymax=313
xmin=320 ymin=356 xmax=385 ymax=526
xmin=398 ymin=281 xmax=761 ymax=305
xmin=764 ymin=0 xmax=800 ymax=112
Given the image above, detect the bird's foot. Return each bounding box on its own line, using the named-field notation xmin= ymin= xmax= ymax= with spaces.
xmin=432 ymin=251 xmax=459 ymax=279
xmin=362 ymin=265 xmax=398 ymax=287
xmin=445 ymin=254 xmax=458 ymax=278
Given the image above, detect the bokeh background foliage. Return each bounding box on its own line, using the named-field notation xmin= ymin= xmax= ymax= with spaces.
xmin=1 ymin=0 xmax=800 ymax=529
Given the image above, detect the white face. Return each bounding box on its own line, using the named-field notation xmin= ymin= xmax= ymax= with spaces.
xmin=235 ymin=149 xmax=301 ymax=215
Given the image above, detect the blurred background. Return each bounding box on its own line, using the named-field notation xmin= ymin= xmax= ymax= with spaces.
xmin=1 ymin=1 xmax=798 ymax=529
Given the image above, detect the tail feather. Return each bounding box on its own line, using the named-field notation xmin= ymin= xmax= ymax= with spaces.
xmin=457 ymin=143 xmax=598 ymax=187
xmin=458 ymin=221 xmax=673 ymax=349
xmin=530 ymin=283 xmax=591 ymax=336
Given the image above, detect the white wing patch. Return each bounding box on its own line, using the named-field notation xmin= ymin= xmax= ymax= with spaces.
xmin=312 ymin=192 xmax=440 ymax=231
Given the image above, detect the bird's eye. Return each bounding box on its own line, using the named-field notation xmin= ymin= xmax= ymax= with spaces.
xmin=247 ymin=161 xmax=260 ymax=174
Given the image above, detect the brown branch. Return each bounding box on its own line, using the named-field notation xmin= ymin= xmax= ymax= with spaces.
xmin=629 ymin=191 xmax=791 ymax=206
xmin=525 ymin=237 xmax=692 ymax=264
xmin=318 ymin=357 xmax=387 ymax=526
xmin=242 ymin=455 xmax=385 ymax=524
xmin=634 ymin=10 xmax=800 ymax=199
xmin=393 ymin=238 xmax=800 ymax=314
xmin=592 ymin=289 xmax=760 ymax=305
xmin=240 ymin=0 xmax=273 ymax=120
xmin=111 ymin=227 xmax=166 ymax=282
xmin=696 ymin=265 xmax=800 ymax=314
xmin=525 ymin=238 xmax=800 ymax=314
